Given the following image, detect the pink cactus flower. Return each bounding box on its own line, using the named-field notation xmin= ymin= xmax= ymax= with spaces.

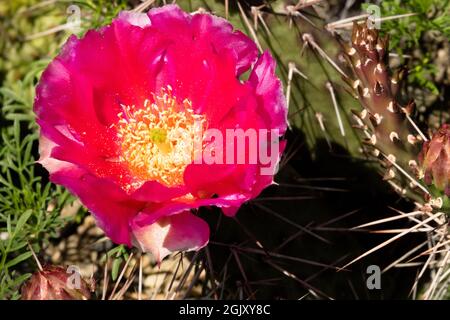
xmin=34 ymin=5 xmax=287 ymax=261
xmin=419 ymin=124 xmax=450 ymax=195
xmin=21 ymin=265 xmax=93 ymax=300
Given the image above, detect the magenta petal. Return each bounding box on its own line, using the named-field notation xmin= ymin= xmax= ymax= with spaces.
xmin=144 ymin=5 xmax=258 ymax=124
xmin=249 ymin=51 xmax=288 ymax=134
xmin=35 ymin=15 xmax=171 ymax=185
xmin=147 ymin=4 xmax=191 ymax=36
xmin=190 ymin=13 xmax=258 ymax=76
xmin=132 ymin=195 xmax=247 ymax=229
xmin=51 ymin=167 xmax=142 ymax=245
xmin=131 ymin=211 xmax=209 ymax=262
xmin=251 ymin=139 xmax=287 ymax=198
xmin=147 ymin=4 xmax=258 ymax=77
xmin=184 ymin=163 xmax=239 ymax=198
xmin=37 ymin=135 xmax=73 ymax=174
xmin=130 ymin=181 xmax=187 ymax=203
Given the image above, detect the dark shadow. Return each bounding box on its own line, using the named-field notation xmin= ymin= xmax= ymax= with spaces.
xmin=201 ymin=127 xmax=426 ymax=299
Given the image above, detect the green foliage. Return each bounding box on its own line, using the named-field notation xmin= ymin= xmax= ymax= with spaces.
xmin=0 ymin=0 xmax=133 ymax=299
xmin=409 ymin=56 xmax=439 ymax=94
xmin=104 ymin=245 xmax=131 ymax=282
xmin=0 ymin=54 xmax=76 ymax=298
xmin=0 ymin=119 xmax=72 ymax=299
xmin=0 ymin=1 xmax=67 ymax=299
xmin=75 ymin=0 xmax=129 ymax=29
xmin=369 ymin=0 xmax=450 ymax=49
xmin=363 ymin=0 xmax=450 ymax=95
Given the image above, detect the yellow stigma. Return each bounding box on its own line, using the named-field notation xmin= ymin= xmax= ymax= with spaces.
xmin=116 ymin=87 xmax=205 ymax=190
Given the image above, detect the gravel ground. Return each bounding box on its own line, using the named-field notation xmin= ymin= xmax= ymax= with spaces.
xmin=43 ymin=205 xmax=206 ymax=300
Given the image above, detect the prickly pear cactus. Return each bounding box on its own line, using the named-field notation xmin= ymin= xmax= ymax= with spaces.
xmin=1 ymin=0 xmax=449 ymax=300
xmin=340 ymin=22 xmax=450 ymax=299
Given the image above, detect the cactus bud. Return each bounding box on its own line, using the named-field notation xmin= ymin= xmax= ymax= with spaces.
xmin=21 ymin=265 xmax=93 ymax=300
xmin=419 ymin=124 xmax=450 ymax=195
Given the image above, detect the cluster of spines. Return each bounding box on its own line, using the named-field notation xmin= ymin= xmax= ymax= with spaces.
xmin=342 ymin=22 xmax=430 ymax=201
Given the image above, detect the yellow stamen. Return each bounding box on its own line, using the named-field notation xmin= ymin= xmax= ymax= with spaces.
xmin=116 ymin=87 xmax=206 ymax=191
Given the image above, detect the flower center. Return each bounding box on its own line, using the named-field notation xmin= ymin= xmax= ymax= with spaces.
xmin=116 ymin=87 xmax=205 ymax=190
